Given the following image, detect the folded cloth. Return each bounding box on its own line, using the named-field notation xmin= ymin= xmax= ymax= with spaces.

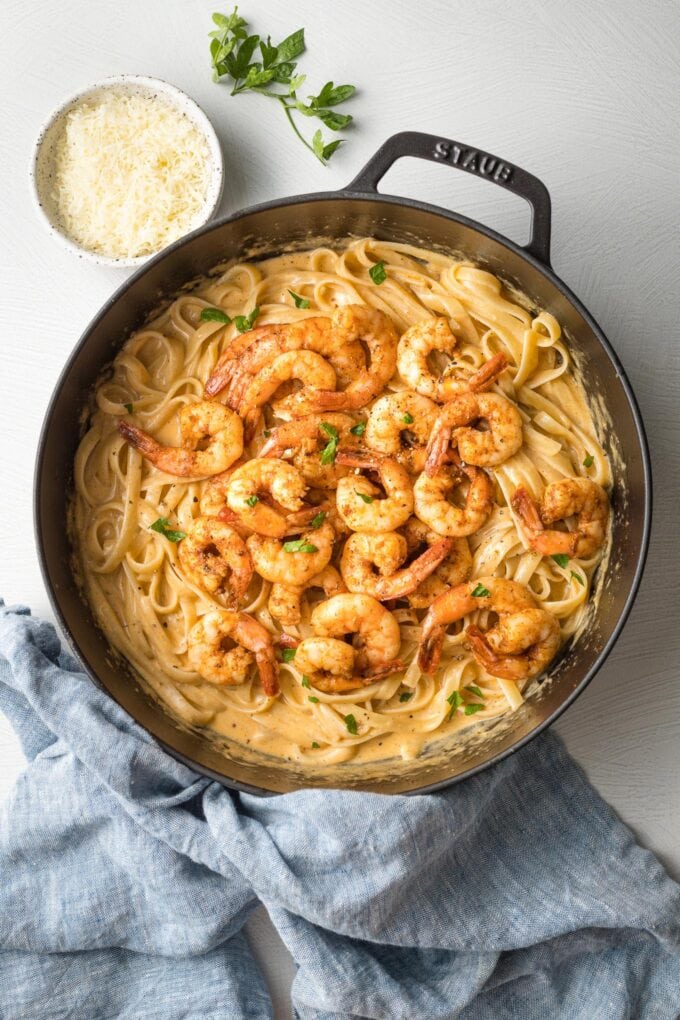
xmin=0 ymin=604 xmax=679 ymax=1020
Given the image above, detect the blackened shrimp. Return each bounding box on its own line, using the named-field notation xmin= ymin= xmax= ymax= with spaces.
xmin=118 ymin=402 xmax=243 ymax=478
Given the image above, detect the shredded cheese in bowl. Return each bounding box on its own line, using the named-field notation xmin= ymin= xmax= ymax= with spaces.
xmin=33 ymin=78 xmax=223 ymax=265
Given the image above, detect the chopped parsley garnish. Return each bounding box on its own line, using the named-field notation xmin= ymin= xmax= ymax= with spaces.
xmin=583 ymin=454 xmax=594 ymax=468
xmin=123 ymin=403 xmax=133 ymax=414
xmin=149 ymin=518 xmax=186 ymax=543
xmin=233 ymin=306 xmax=260 ymax=333
xmin=399 ymin=691 xmax=413 ymax=702
xmin=464 ymin=685 xmax=484 ymax=699
xmin=263 ymin=429 xmax=271 ymax=438
xmin=281 ymin=647 xmax=296 ymax=662
xmin=446 ymin=689 xmax=463 ymax=719
xmin=308 ymin=695 xmax=319 ymax=703
xmin=369 ymin=261 xmax=387 ymax=285
xmin=301 ymin=675 xmax=311 ymax=688
xmin=311 ymin=741 xmax=320 ymax=749
xmin=245 ymin=494 xmax=259 ymax=507
xmin=344 ymin=713 xmax=358 ymax=734
xmin=200 ymin=307 xmax=232 ymax=324
xmin=401 ymin=412 xmax=414 ymax=424
xmin=471 ymin=583 xmax=491 ymax=598
xmin=355 ymin=490 xmax=374 ymax=504
xmin=349 ymin=421 xmax=366 ymax=436
xmin=551 ymin=553 xmax=570 ymax=568
xmin=571 ymin=571 xmax=585 ymax=586
xmin=320 ymin=422 xmax=340 ymax=464
xmin=288 ymin=289 xmax=310 ymax=308
xmin=283 ymin=539 xmax=318 ymax=553
xmin=464 ymin=703 xmax=485 ymax=716
xmin=310 ymin=510 xmax=326 ymax=529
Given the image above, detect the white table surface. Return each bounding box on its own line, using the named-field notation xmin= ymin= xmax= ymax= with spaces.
xmin=1 ymin=1 xmax=678 ymax=1015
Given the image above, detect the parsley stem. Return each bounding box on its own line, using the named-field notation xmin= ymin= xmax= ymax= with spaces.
xmin=279 ymin=97 xmax=322 ymax=162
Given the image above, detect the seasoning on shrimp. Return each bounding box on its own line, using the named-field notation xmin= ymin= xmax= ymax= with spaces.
xmin=118 ymin=401 xmax=243 ymax=478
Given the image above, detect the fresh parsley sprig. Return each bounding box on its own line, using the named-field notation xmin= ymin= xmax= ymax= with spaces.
xmin=209 ymin=8 xmax=357 ymax=164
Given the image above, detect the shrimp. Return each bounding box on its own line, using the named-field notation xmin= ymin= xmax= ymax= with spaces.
xmin=246 ymin=520 xmax=335 ymax=584
xmin=425 ymin=391 xmax=523 ymax=473
xmin=200 ymin=459 xmax=247 ymax=517
xmin=335 ymin=452 xmax=413 ymax=533
xmin=364 ymin=391 xmax=438 ymax=474
xmin=260 ymin=413 xmax=356 ymax=489
xmin=269 ymin=565 xmax=347 ymax=626
xmin=340 ymin=531 xmax=455 ymax=601
xmin=296 ymin=593 xmax=402 ymax=693
xmin=225 ymin=458 xmax=307 ymax=538
xmin=178 ymin=517 xmax=253 ymax=607
xmin=396 ymin=317 xmax=459 ymax=399
xmin=234 ymin=350 xmax=337 ymax=430
xmin=512 ymin=479 xmax=609 ymax=559
xmin=118 ymin=401 xmax=243 ymax=478
xmin=465 ymin=607 xmax=561 ymax=681
xmin=290 ymin=305 xmax=399 ymax=413
xmin=205 ymin=313 xmax=364 ymax=397
xmin=400 ymin=518 xmax=472 ymax=608
xmin=188 ymin=610 xmax=278 ymax=695
xmin=418 ymin=577 xmax=560 ymax=680
xmin=413 ymin=460 xmax=494 ymax=537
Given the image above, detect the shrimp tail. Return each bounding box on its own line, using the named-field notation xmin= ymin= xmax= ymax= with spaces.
xmin=257 ymin=653 xmax=279 ymax=697
xmin=466 ymin=351 xmax=508 ymax=392
xmin=418 ymin=625 xmax=445 ymax=675
xmin=117 ymin=420 xmax=161 ymax=457
xmin=425 ymin=427 xmax=452 ymax=476
xmin=362 ymin=659 xmax=404 ymax=682
xmin=464 ymin=624 xmax=525 ymax=681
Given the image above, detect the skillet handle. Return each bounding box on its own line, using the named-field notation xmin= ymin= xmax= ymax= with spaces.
xmin=345 ymin=130 xmax=552 ymax=267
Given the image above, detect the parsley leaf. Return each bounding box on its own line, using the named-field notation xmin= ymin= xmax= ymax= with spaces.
xmin=447 ymin=690 xmax=463 ymax=719
xmin=571 ymin=571 xmax=585 ymax=586
xmin=355 ymin=490 xmax=374 ymax=504
xmin=344 ymin=713 xmax=358 ymax=735
xmin=281 ymin=647 xmax=296 ymax=662
xmin=283 ymin=539 xmax=318 ymax=553
xmin=401 ymin=412 xmax=414 ymax=424
xmin=349 ymin=421 xmax=366 ymax=436
xmin=464 ymin=702 xmax=485 ymax=716
xmin=551 ymin=553 xmax=570 ymax=568
xmin=288 ymin=289 xmax=310 ymax=308
xmin=464 ymin=685 xmax=484 ymax=699
xmin=320 ymin=422 xmax=340 ymax=464
xmin=311 ymin=741 xmax=320 ymax=748
xmin=200 ymin=307 xmax=232 ymax=324
xmin=369 ymin=261 xmax=387 ymax=285
xmin=583 ymin=454 xmax=594 ymax=468
xmin=149 ymin=517 xmax=186 ymax=543
xmin=123 ymin=403 xmax=133 ymax=414
xmin=308 ymin=695 xmax=319 ymax=703
xmin=310 ymin=511 xmax=326 ymax=529
xmin=233 ymin=306 xmax=260 ymax=332
xmin=209 ymin=10 xmax=356 ymax=164
xmin=471 ymin=583 xmax=491 ymax=598
xmin=245 ymin=495 xmax=259 ymax=508
xmin=399 ymin=691 xmax=413 ymax=702
xmin=301 ymin=675 xmax=311 ymax=688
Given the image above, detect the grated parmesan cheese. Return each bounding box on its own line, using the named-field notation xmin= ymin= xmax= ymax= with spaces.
xmin=51 ymin=91 xmax=212 ymax=259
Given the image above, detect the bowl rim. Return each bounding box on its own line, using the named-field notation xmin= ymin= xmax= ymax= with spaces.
xmin=29 ymin=73 xmax=225 ymax=269
xmin=33 ymin=188 xmax=653 ymax=794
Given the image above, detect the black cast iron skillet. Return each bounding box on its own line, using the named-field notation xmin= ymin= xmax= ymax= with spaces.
xmin=35 ymin=132 xmax=651 ymax=794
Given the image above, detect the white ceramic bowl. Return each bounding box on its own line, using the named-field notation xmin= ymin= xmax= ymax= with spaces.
xmin=31 ymin=75 xmax=225 ymax=268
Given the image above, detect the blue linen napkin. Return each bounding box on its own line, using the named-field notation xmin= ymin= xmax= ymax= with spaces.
xmin=1 ymin=602 xmax=679 ymax=1020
